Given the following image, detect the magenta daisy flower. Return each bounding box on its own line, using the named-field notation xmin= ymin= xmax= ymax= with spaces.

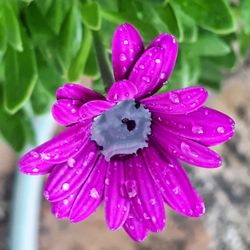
xmin=19 ymin=23 xmax=235 ymax=241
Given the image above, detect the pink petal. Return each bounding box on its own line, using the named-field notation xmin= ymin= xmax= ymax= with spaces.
xmin=107 ymin=80 xmax=138 ymax=103
xmin=123 ymin=208 xmax=148 ymax=242
xmin=56 ymin=83 xmax=104 ymax=102
xmin=154 ymin=107 xmax=235 ymax=146
xmin=104 ymin=159 xmax=130 ymax=230
xmin=51 ymin=99 xmax=82 ymax=126
xmin=44 ymin=141 xmax=98 ymax=202
xmin=125 ymin=154 xmax=165 ymax=232
xmin=128 ymin=47 xmax=166 ymax=99
xmin=152 ymin=124 xmax=222 ymax=168
xmin=51 ymin=189 xmax=80 ymax=219
xmin=143 ymin=145 xmax=205 ymax=217
xmin=79 ymin=100 xmax=114 ymax=121
xmin=141 ymin=87 xmax=208 ymax=114
xmin=112 ymin=23 xmax=144 ymax=81
xmin=69 ymin=156 xmax=107 ymax=223
xmin=19 ymin=123 xmax=90 ymax=175
xmin=147 ymin=33 xmax=178 ymax=88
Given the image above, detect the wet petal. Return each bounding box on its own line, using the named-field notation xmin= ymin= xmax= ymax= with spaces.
xmin=69 ymin=156 xmax=107 ymax=223
xmin=105 ymin=160 xmax=130 ymax=230
xmin=56 ymin=83 xmax=104 ymax=102
xmin=52 ymin=99 xmax=82 ymax=126
xmin=153 ymin=124 xmax=222 ymax=168
xmin=125 ymin=154 xmax=165 ymax=232
xmin=141 ymin=87 xmax=208 ymax=114
xmin=19 ymin=123 xmax=90 ymax=175
xmin=143 ymin=145 xmax=205 ymax=217
xmin=51 ymin=189 xmax=80 ymax=219
xmin=123 ymin=208 xmax=148 ymax=242
xmin=155 ymin=107 xmax=235 ymax=146
xmin=107 ymin=80 xmax=138 ymax=103
xmin=112 ymin=23 xmax=144 ymax=81
xmin=128 ymin=47 xmax=166 ymax=99
xmin=44 ymin=141 xmax=98 ymax=202
xmin=79 ymin=100 xmax=114 ymax=121
xmin=147 ymin=33 xmax=178 ymax=88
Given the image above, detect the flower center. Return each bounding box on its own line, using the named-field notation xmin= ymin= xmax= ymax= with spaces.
xmin=91 ymin=100 xmax=151 ymax=161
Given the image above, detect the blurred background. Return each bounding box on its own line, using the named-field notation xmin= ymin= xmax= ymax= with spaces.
xmin=0 ymin=0 xmax=250 ymax=249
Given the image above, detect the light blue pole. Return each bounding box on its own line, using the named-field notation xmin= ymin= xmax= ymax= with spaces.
xmin=9 ymin=114 xmax=56 ymax=250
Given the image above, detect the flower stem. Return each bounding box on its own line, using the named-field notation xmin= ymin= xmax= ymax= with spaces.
xmin=92 ymin=31 xmax=114 ymax=92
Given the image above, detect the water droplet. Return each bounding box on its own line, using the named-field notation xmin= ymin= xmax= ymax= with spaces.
xmin=105 ymin=178 xmax=110 ymax=185
xmin=150 ymin=198 xmax=156 ymax=205
xmin=217 ymin=126 xmax=225 ymax=134
xmin=158 ymin=116 xmax=162 ymax=122
xmin=124 ymin=180 xmax=137 ymax=198
xmin=44 ymin=191 xmax=50 ymax=200
xmin=172 ymin=37 xmax=176 ymax=43
xmin=169 ymin=93 xmax=180 ymax=104
xmin=142 ymin=76 xmax=150 ymax=82
xmin=160 ymin=72 xmax=166 ymax=79
xmin=31 ymin=151 xmax=39 ymax=158
xmin=40 ymin=153 xmax=51 ymax=160
xmin=192 ymin=126 xmax=204 ymax=134
xmin=143 ymin=213 xmax=150 ymax=220
xmin=71 ymin=108 xmax=76 ymax=113
xmin=130 ymin=48 xmax=134 ymax=53
xmin=119 ymin=53 xmax=127 ymax=61
xmin=123 ymin=40 xmax=128 ymax=45
xmin=76 ymin=168 xmax=82 ymax=175
xmin=181 ymin=142 xmax=199 ymax=158
xmin=173 ymin=186 xmax=179 ymax=194
xmin=152 ymin=216 xmax=156 ymax=222
xmin=204 ymin=110 xmax=209 ymax=115
xmin=155 ymin=58 xmax=161 ymax=64
xmin=32 ymin=168 xmax=39 ymax=173
xmin=90 ymin=188 xmax=99 ymax=199
xmin=168 ymin=164 xmax=174 ymax=168
xmin=139 ymin=64 xmax=145 ymax=70
xmin=67 ymin=158 xmax=75 ymax=168
xmin=62 ymin=183 xmax=70 ymax=191
xmin=130 ymin=225 xmax=135 ymax=230
xmin=63 ymin=199 xmax=69 ymax=205
xmin=83 ymin=152 xmax=95 ymax=167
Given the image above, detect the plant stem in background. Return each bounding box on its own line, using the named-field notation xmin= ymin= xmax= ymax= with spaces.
xmin=92 ymin=31 xmax=114 ymax=92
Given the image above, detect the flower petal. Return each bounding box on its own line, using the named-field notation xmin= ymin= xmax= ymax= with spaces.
xmin=141 ymin=87 xmax=208 ymax=114
xmin=19 ymin=123 xmax=90 ymax=175
xmin=51 ymin=189 xmax=80 ymax=219
xmin=128 ymin=47 xmax=166 ymax=99
xmin=112 ymin=23 xmax=144 ymax=81
xmin=147 ymin=33 xmax=178 ymax=88
xmin=123 ymin=208 xmax=148 ymax=242
xmin=152 ymin=124 xmax=222 ymax=168
xmin=51 ymin=99 xmax=82 ymax=126
xmin=79 ymin=100 xmax=114 ymax=121
xmin=69 ymin=156 xmax=107 ymax=223
xmin=125 ymin=154 xmax=165 ymax=232
xmin=104 ymin=159 xmax=130 ymax=230
xmin=44 ymin=141 xmax=98 ymax=202
xmin=56 ymin=83 xmax=104 ymax=102
xmin=107 ymin=80 xmax=138 ymax=103
xmin=155 ymin=107 xmax=235 ymax=146
xmin=143 ymin=145 xmax=205 ymax=217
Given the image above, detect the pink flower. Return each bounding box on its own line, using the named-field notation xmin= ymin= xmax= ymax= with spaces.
xmin=19 ymin=23 xmax=235 ymax=241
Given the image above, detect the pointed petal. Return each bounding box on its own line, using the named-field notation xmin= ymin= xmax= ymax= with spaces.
xmin=51 ymin=99 xmax=82 ymax=126
xmin=152 ymin=124 xmax=222 ymax=168
xmin=147 ymin=33 xmax=178 ymax=88
xmin=143 ymin=145 xmax=205 ymax=217
xmin=51 ymin=189 xmax=80 ymax=219
xmin=104 ymin=160 xmax=130 ymax=230
xmin=107 ymin=80 xmax=138 ymax=103
xmin=69 ymin=156 xmax=107 ymax=223
xmin=19 ymin=123 xmax=90 ymax=175
xmin=56 ymin=83 xmax=104 ymax=102
xmin=125 ymin=155 xmax=165 ymax=232
xmin=123 ymin=208 xmax=148 ymax=242
xmin=141 ymin=87 xmax=208 ymax=114
xmin=128 ymin=47 xmax=166 ymax=99
xmin=112 ymin=23 xmax=144 ymax=81
xmin=44 ymin=141 xmax=98 ymax=202
xmin=79 ymin=100 xmax=114 ymax=121
xmin=155 ymin=107 xmax=235 ymax=146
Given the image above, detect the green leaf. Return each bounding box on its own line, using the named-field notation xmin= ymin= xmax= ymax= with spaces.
xmin=57 ymin=2 xmax=82 ymax=71
xmin=171 ymin=1 xmax=198 ymax=42
xmin=68 ymin=27 xmax=92 ymax=81
xmin=187 ymin=32 xmax=231 ymax=57
xmin=36 ymin=0 xmax=53 ymax=15
xmin=238 ymin=30 xmax=250 ymax=59
xmin=81 ymin=2 xmax=101 ymax=31
xmin=175 ymin=0 xmax=236 ymax=34
xmin=3 ymin=29 xmax=38 ymax=114
xmin=84 ymin=45 xmax=100 ymax=79
xmin=31 ymin=80 xmax=51 ymax=115
xmin=2 ymin=1 xmax=23 ymax=51
xmin=240 ymin=0 xmax=250 ymax=34
xmin=0 ymin=15 xmax=7 ymax=58
xmin=209 ymin=51 xmax=237 ymax=71
xmin=21 ymin=0 xmax=34 ymax=4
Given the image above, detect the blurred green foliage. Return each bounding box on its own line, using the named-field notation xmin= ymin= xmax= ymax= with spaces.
xmin=0 ymin=0 xmax=250 ymax=151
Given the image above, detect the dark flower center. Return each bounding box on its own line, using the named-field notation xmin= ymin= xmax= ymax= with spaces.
xmin=91 ymin=100 xmax=151 ymax=161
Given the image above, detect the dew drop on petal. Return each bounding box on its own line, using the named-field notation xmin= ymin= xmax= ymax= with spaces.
xmin=173 ymin=186 xmax=179 ymax=194
xmin=192 ymin=126 xmax=204 ymax=134
xmin=160 ymin=72 xmax=166 ymax=79
xmin=32 ymin=168 xmax=39 ymax=173
xmin=155 ymin=58 xmax=161 ymax=64
xmin=123 ymin=40 xmax=129 ymax=45
xmin=217 ymin=126 xmax=225 ymax=134
xmin=44 ymin=191 xmax=50 ymax=200
xmin=90 ymin=188 xmax=99 ymax=199
xmin=150 ymin=198 xmax=156 ymax=205
xmin=169 ymin=93 xmax=180 ymax=104
xmin=139 ymin=64 xmax=145 ymax=70
xmin=105 ymin=178 xmax=110 ymax=185
xmin=152 ymin=216 xmax=156 ymax=223
xmin=142 ymin=76 xmax=151 ymax=82
xmin=124 ymin=180 xmax=137 ymax=198
xmin=63 ymin=199 xmax=69 ymax=205
xmin=67 ymin=158 xmax=75 ymax=168
xmin=31 ymin=151 xmax=39 ymax=158
xmin=119 ymin=53 xmax=127 ymax=62
xmin=181 ymin=142 xmax=199 ymax=158
xmin=62 ymin=183 xmax=70 ymax=191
